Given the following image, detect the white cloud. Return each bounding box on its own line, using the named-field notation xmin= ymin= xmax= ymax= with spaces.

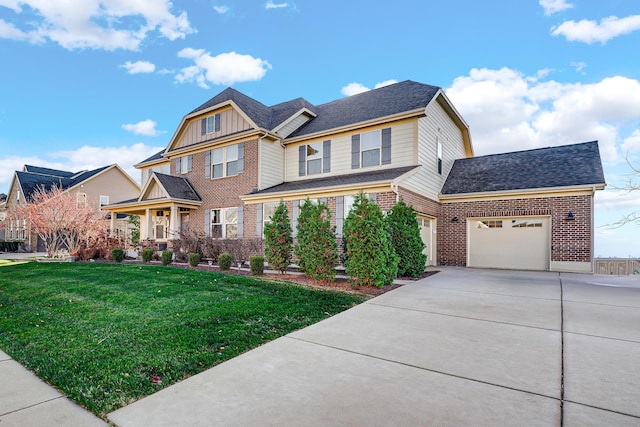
xmin=570 ymin=61 xmax=587 ymax=74
xmin=622 ymin=130 xmax=640 ymax=154
xmin=175 ymin=48 xmax=272 ymax=88
xmin=595 ymin=189 xmax=640 ymax=211
xmin=0 ymin=0 xmax=195 ymax=51
xmin=539 ymin=0 xmax=573 ymax=16
xmin=340 ymin=79 xmax=398 ymax=97
xmin=121 ymin=60 xmax=156 ymax=74
xmin=122 ymin=119 xmax=164 ymax=136
xmin=446 ymin=67 xmax=640 ymax=163
xmin=213 ymin=5 xmax=230 ymax=14
xmin=551 ymin=15 xmax=640 ymax=44
xmin=0 ymin=143 xmax=163 ymax=192
xmin=266 ymin=2 xmax=289 ymax=9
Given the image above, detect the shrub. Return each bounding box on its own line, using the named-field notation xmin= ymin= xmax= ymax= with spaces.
xmin=386 ymin=199 xmax=426 ymax=277
xmin=161 ymin=250 xmax=173 ymax=266
xmin=249 ymin=255 xmax=264 ymax=275
xmin=142 ymin=248 xmax=154 ymax=263
xmin=343 ymin=192 xmax=399 ymax=288
xmin=295 ymin=198 xmax=337 ymax=282
xmin=218 ymin=252 xmax=232 ymax=271
xmin=189 ymin=252 xmax=201 ymax=267
xmin=111 ymin=248 xmax=125 ymax=263
xmin=264 ymin=201 xmax=293 ymax=274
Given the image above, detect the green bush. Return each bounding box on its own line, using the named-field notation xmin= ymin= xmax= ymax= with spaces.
xmin=161 ymin=250 xmax=173 ymax=266
xmin=218 ymin=252 xmax=232 ymax=271
xmin=141 ymin=248 xmax=154 ymax=263
xmin=264 ymin=201 xmax=293 ymax=274
xmin=295 ymin=198 xmax=337 ymax=282
xmin=189 ymin=252 xmax=201 ymax=267
xmin=249 ymin=256 xmax=264 ymax=276
xmin=111 ymin=248 xmax=125 ymax=263
xmin=386 ymin=199 xmax=426 ymax=277
xmin=343 ymin=192 xmax=399 ymax=288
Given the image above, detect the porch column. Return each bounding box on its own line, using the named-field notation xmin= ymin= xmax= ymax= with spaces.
xmin=170 ymin=205 xmax=179 ymax=238
xmin=144 ymin=208 xmax=153 ymax=240
xmin=110 ymin=212 xmax=116 ymax=237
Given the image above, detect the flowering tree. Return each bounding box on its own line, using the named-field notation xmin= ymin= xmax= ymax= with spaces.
xmin=10 ymin=186 xmax=107 ymax=257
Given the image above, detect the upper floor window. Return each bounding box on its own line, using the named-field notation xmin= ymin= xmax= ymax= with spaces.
xmin=99 ymin=195 xmax=109 ymax=207
xmin=206 ymin=143 xmax=244 ymax=179
xmin=351 ymin=128 xmax=391 ymax=169
xmin=177 ymin=155 xmax=192 ymax=175
xmin=16 ymin=190 xmax=20 ymax=202
xmin=437 ymin=139 xmax=443 ymax=175
xmin=298 ymin=140 xmax=331 ymax=176
xmin=201 ymin=113 xmax=221 ymax=135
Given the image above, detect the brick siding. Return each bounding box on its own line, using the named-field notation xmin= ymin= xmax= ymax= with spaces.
xmin=439 ymin=194 xmax=593 ymax=266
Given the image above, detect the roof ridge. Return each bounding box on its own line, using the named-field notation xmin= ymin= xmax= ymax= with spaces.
xmin=463 ymin=141 xmax=598 ymax=161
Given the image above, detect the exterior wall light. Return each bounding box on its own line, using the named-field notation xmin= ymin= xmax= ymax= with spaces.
xmin=451 ymin=216 xmax=459 ymax=222
xmin=566 ymin=211 xmax=575 ymax=220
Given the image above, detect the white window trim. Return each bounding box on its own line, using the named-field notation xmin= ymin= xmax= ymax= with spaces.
xmin=360 ymin=130 xmax=381 ymax=167
xmin=206 ymin=115 xmax=216 ymax=134
xmin=210 ymin=207 xmax=239 ymax=238
xmin=306 ymin=142 xmax=323 ymax=175
xmin=211 ymin=145 xmax=239 ymax=179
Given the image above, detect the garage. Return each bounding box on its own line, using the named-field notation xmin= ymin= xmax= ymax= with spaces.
xmin=467 ymin=217 xmax=550 ymax=271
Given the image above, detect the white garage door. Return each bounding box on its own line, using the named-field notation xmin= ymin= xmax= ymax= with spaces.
xmin=468 ymin=217 xmax=550 ymax=271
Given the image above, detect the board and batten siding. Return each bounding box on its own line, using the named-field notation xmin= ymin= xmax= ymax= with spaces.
xmin=259 ymin=139 xmax=285 ymax=190
xmin=404 ymin=102 xmax=467 ymax=200
xmin=284 ymin=121 xmax=416 ymax=182
xmin=141 ymin=181 xmax=165 ymax=200
xmin=176 ymin=108 xmax=252 ymax=149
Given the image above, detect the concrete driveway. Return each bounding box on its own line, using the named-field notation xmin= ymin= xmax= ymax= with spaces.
xmin=108 ymin=267 xmax=640 ymax=426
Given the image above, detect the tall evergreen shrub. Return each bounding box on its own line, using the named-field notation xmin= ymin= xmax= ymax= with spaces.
xmin=294 ymin=199 xmax=337 ymax=282
xmin=343 ymin=192 xmax=398 ymax=288
xmin=386 ymin=199 xmax=426 ymax=277
xmin=263 ymin=201 xmax=293 ymax=274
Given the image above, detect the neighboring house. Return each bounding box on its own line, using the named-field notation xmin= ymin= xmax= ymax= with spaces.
xmin=107 ymin=80 xmax=605 ymax=273
xmin=1 ymin=164 xmax=141 ymax=251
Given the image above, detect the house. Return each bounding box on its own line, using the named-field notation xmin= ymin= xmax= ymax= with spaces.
xmin=106 ymin=80 xmax=605 ymax=273
xmin=1 ymin=164 xmax=141 ymax=251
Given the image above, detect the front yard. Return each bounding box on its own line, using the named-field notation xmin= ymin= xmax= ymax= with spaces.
xmin=0 ymin=262 xmax=367 ymax=417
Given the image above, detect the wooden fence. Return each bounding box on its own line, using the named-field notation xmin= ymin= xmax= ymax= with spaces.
xmin=594 ymin=258 xmax=640 ymax=275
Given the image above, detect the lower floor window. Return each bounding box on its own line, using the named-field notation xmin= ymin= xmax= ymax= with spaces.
xmin=211 ymin=207 xmax=238 ymax=238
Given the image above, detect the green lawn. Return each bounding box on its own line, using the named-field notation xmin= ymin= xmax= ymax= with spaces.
xmin=0 ymin=262 xmax=367 ymax=417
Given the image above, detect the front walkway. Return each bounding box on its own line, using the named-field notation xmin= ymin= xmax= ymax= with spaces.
xmin=107 ymin=267 xmax=640 ymax=426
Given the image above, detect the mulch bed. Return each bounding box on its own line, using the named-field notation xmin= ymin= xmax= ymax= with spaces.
xmin=115 ymin=258 xmax=439 ymax=296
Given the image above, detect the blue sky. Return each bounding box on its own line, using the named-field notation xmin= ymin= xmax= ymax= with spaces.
xmin=0 ymin=0 xmax=639 ymax=257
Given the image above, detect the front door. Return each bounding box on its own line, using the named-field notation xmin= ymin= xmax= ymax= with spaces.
xmin=180 ymin=212 xmax=190 ymax=236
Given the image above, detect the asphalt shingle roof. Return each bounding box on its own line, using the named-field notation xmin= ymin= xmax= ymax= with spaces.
xmin=440 ymin=141 xmax=606 ymax=195
xmin=138 ymin=149 xmax=166 ymax=164
xmin=16 ymin=166 xmax=112 ymax=202
xmin=249 ymin=166 xmax=419 ymax=196
xmin=187 ymin=80 xmax=439 ymax=137
xmin=288 ymin=81 xmax=440 ymax=138
xmin=154 ymin=173 xmax=201 ymax=201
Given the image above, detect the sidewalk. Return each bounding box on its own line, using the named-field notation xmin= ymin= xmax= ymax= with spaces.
xmin=0 ymin=350 xmax=106 ymax=427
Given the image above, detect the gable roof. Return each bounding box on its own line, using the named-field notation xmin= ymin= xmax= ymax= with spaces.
xmin=440 ymin=141 xmax=606 ymax=195
xmin=288 ymin=81 xmax=440 ymax=138
xmin=153 ymin=173 xmax=202 ymax=202
xmin=247 ymin=166 xmax=419 ymax=197
xmin=15 ymin=165 xmax=122 ymax=202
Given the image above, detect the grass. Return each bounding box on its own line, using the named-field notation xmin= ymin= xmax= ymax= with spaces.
xmin=0 ymin=262 xmax=367 ymax=417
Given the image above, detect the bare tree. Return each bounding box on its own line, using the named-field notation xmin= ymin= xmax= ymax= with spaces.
xmin=608 ymin=157 xmax=640 ymax=228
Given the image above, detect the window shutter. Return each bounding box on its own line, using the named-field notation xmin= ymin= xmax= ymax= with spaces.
xmin=175 ymin=157 xmax=181 ymax=174
xmin=351 ymin=135 xmax=360 ymax=169
xmin=204 ymin=209 xmax=210 ymax=236
xmin=292 ymin=200 xmax=299 ymax=237
xmin=256 ymin=204 xmax=263 ymax=237
xmin=237 ymin=206 xmax=244 ymax=238
xmin=201 ymin=118 xmax=206 ymax=136
xmin=298 ymin=145 xmax=306 ymax=176
xmin=323 ymin=140 xmax=331 ymax=173
xmin=204 ymin=150 xmax=211 ymax=179
xmin=187 ymin=155 xmax=193 ymax=172
xmin=336 ymin=196 xmax=343 ymax=237
xmin=215 ymin=113 xmax=221 ymax=132
xmin=381 ymin=128 xmax=391 ymax=165
xmin=237 ymin=142 xmax=245 ymax=173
